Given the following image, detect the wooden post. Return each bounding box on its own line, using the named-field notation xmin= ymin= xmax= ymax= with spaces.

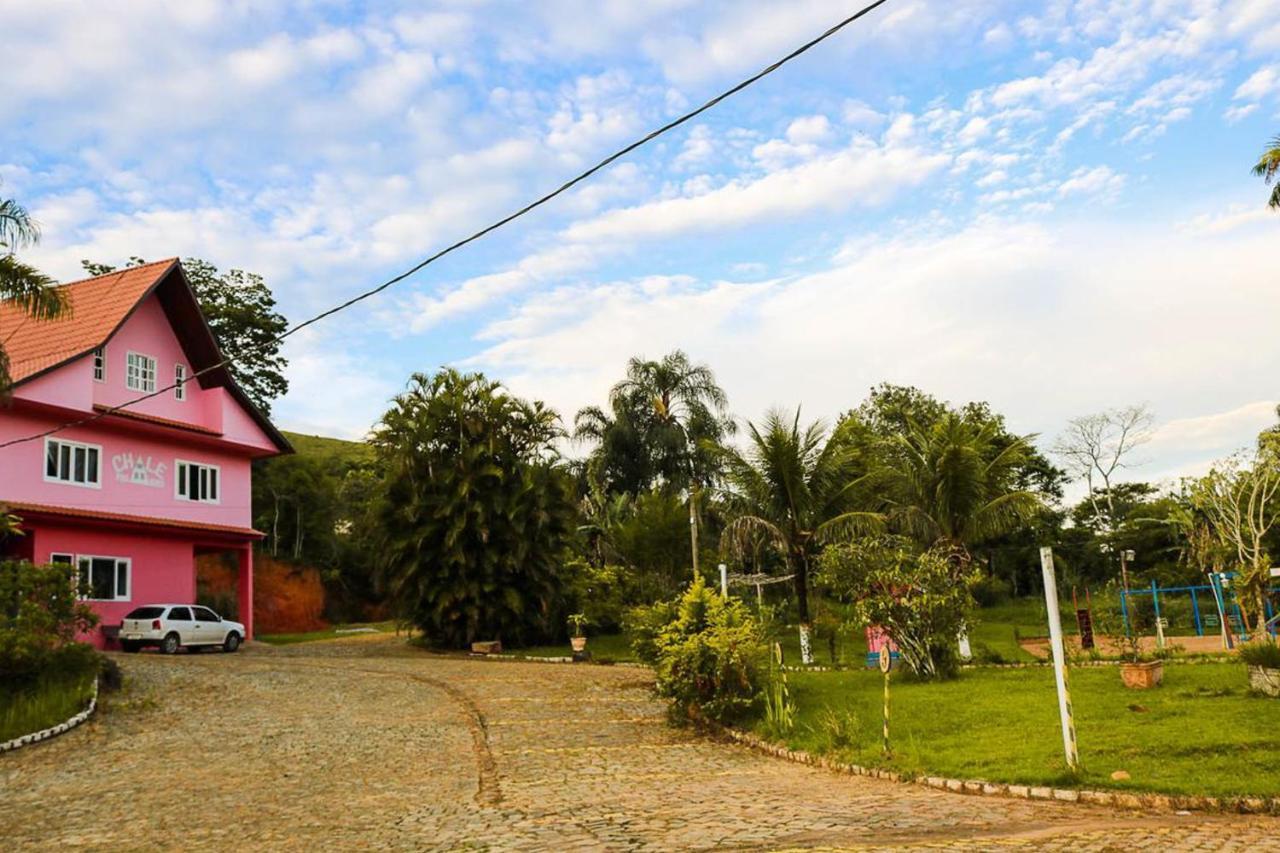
xmin=1040 ymin=547 xmax=1079 ymax=770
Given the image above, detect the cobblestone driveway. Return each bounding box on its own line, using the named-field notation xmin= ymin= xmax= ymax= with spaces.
xmin=3 ymin=635 xmax=1278 ymax=851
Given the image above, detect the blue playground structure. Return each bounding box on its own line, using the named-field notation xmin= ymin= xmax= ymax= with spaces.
xmin=1120 ymin=572 xmax=1279 ymax=647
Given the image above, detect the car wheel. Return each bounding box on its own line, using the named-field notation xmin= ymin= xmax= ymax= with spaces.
xmin=121 ymin=640 xmax=140 ymax=653
xmin=223 ymin=632 xmax=241 ymax=653
xmin=160 ymin=633 xmax=181 ymax=655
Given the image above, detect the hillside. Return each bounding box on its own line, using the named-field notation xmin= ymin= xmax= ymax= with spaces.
xmin=281 ymin=430 xmax=375 ymax=470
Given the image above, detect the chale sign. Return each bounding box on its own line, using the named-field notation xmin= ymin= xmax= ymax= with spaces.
xmin=112 ymin=452 xmax=167 ymax=488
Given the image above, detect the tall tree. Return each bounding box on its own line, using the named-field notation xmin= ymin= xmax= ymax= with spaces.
xmin=0 ymin=192 xmax=68 ymax=395
xmin=875 ymin=411 xmax=1043 ymax=558
xmin=82 ymin=257 xmax=288 ymax=415
xmin=719 ymin=408 xmax=880 ymax=663
xmin=1254 ymin=134 xmax=1280 ymax=209
xmin=373 ymin=369 xmax=576 ymax=648
xmin=576 ymin=350 xmax=734 ymax=577
xmin=1053 ymin=404 xmax=1154 ymax=540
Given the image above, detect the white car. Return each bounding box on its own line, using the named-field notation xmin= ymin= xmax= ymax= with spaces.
xmin=119 ymin=604 xmax=245 ymax=654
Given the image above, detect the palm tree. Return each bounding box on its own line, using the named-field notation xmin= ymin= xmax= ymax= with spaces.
xmin=1254 ymin=134 xmax=1280 ymax=209
xmin=579 ymin=350 xmax=735 ymax=577
xmin=0 ymin=192 xmax=68 ymax=394
xmin=720 ymin=409 xmax=881 ymax=662
xmin=875 ymin=411 xmax=1042 ymax=558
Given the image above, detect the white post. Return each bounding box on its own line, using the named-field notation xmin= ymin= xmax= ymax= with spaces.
xmin=718 ymin=563 xmax=728 ymax=599
xmin=1040 ymin=547 xmax=1079 ymax=770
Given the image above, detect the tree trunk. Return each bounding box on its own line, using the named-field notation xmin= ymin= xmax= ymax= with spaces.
xmin=794 ymin=549 xmax=813 ymax=664
xmin=689 ymin=486 xmax=699 ymax=580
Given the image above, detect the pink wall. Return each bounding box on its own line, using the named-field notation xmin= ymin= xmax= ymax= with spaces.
xmin=30 ymin=521 xmax=196 ymax=648
xmin=0 ymin=408 xmax=254 ymax=529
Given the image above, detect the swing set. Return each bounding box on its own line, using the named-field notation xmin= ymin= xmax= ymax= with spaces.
xmin=1119 ymin=572 xmax=1279 ymax=649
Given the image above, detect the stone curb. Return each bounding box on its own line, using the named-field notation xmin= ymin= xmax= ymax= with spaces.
xmin=0 ymin=677 xmax=98 ymax=755
xmin=708 ymin=722 xmax=1280 ymax=816
xmin=780 ymin=656 xmax=1238 ymax=673
xmin=472 ymin=653 xmax=648 ymax=669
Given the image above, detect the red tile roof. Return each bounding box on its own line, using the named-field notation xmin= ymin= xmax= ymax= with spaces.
xmin=3 ymin=501 xmax=264 ymax=539
xmin=0 ymin=259 xmax=178 ymax=384
xmin=91 ymin=403 xmax=223 ymax=436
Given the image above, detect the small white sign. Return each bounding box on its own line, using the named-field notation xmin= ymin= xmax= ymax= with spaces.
xmin=112 ymin=452 xmax=166 ymax=488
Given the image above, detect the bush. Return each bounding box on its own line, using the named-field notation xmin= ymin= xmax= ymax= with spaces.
xmin=0 ymin=559 xmax=99 ymax=683
xmin=563 ymin=560 xmax=630 ymax=634
xmin=971 ymin=576 xmax=1011 ymax=607
xmin=648 ymin=577 xmax=768 ymax=725
xmin=625 ymin=599 xmax=679 ymax=666
xmin=1240 ymin=641 xmax=1280 ymax=669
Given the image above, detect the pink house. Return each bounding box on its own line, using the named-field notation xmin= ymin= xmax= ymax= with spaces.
xmin=0 ymin=259 xmax=291 ymax=645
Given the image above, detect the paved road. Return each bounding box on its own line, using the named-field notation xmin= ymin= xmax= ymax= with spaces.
xmin=3 ymin=636 xmax=1277 ymax=851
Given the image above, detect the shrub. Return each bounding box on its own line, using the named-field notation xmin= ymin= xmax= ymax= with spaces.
xmin=624 ymin=599 xmax=679 ymax=666
xmin=1240 ymin=641 xmax=1280 ymax=669
xmin=0 ymin=559 xmax=99 ymax=684
xmin=971 ymin=576 xmax=1011 ymax=607
xmin=819 ymin=537 xmax=978 ymax=681
xmin=563 ymin=560 xmax=631 ymax=634
xmin=648 ymin=577 xmax=768 ymax=725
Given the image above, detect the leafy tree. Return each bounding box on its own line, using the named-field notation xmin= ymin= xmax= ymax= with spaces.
xmin=1254 ymin=133 xmax=1280 ymax=209
xmin=373 ymin=369 xmax=576 ymax=648
xmin=1 ymin=192 xmax=68 ymax=395
xmin=576 ymin=350 xmax=735 ymax=578
xmin=873 ymin=410 xmax=1043 ymax=557
xmin=81 ymin=257 xmax=288 ymax=415
xmin=820 ymin=536 xmax=978 ymax=680
xmin=719 ymin=408 xmax=880 ymax=662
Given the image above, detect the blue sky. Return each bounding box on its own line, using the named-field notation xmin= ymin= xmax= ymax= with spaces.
xmin=4 ymin=0 xmax=1279 ymax=492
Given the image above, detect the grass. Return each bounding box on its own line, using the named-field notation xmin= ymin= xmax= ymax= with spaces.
xmin=762 ymin=661 xmax=1280 ymax=798
xmin=508 ymin=632 xmax=636 ymax=661
xmin=0 ymin=672 xmax=96 ymax=743
xmin=257 ymin=620 xmax=397 ymax=645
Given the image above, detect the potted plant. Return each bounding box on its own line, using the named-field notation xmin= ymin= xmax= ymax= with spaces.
xmin=1097 ymin=601 xmax=1164 ymax=689
xmin=568 ymin=613 xmax=589 ymax=652
xmin=1240 ymin=640 xmax=1280 ymax=697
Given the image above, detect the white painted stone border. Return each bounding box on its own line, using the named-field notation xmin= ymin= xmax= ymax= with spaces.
xmin=712 ymin=723 xmax=1280 ymax=816
xmin=0 ymin=677 xmax=98 ymax=754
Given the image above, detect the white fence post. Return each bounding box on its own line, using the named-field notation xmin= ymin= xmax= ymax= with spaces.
xmin=718 ymin=563 xmax=728 ymax=599
xmin=1040 ymin=546 xmax=1080 ymax=770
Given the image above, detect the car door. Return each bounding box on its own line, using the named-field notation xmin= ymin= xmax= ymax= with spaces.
xmin=166 ymin=606 xmax=195 ymax=645
xmin=191 ymin=606 xmax=223 ymax=644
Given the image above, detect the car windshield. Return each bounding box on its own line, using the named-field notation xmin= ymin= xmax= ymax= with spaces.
xmin=125 ymin=606 xmax=166 ymax=619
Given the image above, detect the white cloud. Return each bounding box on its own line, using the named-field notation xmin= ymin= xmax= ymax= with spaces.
xmin=1234 ymin=64 xmax=1278 ymax=100
xmin=1224 ymin=103 xmax=1259 ymax=123
xmin=564 ymin=139 xmax=948 ymax=243
xmin=1057 ymin=165 xmax=1125 ymax=197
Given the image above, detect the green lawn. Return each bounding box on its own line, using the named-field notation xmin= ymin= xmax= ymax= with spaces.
xmin=763 ymin=662 xmax=1280 ymax=798
xmin=257 ymin=621 xmax=397 ymax=645
xmin=508 ymin=632 xmax=636 ymax=661
xmin=1 ymin=672 xmax=96 ymax=743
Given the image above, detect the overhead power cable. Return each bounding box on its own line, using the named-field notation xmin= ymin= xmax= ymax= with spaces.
xmin=0 ymin=0 xmax=892 ymax=450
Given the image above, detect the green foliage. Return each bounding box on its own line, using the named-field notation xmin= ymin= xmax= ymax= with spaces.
xmin=81 ymin=256 xmax=289 ymax=414
xmin=0 ymin=560 xmax=99 ymax=683
xmin=1253 ymin=133 xmax=1280 ymax=209
xmin=648 ymin=577 xmax=769 ymax=725
xmin=251 ymin=430 xmax=383 ymax=620
xmin=720 ymin=408 xmax=881 ymax=631
xmin=373 ymin=369 xmax=576 ymax=648
xmin=563 ymin=560 xmax=630 ymax=633
xmin=819 ymin=537 xmax=978 ymax=680
xmin=1 ymin=189 xmax=67 ymax=396
xmin=624 ymin=598 xmax=679 ymax=665
xmin=761 ymin=648 xmax=796 ymax=738
xmin=575 ymin=350 xmax=734 ymax=496
xmin=1239 ymin=641 xmax=1280 ymax=669
xmin=0 ymin=665 xmax=97 ymax=743
xmin=971 ymin=575 xmax=1011 ymax=607
xmin=567 ymin=612 xmax=589 ymax=637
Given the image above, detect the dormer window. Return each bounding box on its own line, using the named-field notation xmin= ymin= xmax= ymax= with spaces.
xmin=126 ymin=351 xmax=156 ymax=393
xmin=92 ymin=347 xmax=106 ymax=382
xmin=175 ymin=364 xmax=187 ymax=401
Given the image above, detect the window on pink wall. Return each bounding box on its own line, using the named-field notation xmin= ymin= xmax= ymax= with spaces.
xmin=93 ymin=347 xmax=106 ymax=382
xmin=76 ymin=555 xmax=130 ymax=601
xmin=175 ymin=363 xmax=187 ymax=400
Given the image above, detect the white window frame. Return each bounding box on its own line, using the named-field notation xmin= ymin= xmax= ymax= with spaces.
xmin=75 ymin=554 xmax=131 ymax=602
xmin=175 ymin=459 xmax=221 ymax=504
xmin=49 ymin=552 xmax=74 ymax=566
xmin=92 ymin=347 xmax=106 ymax=383
xmin=174 ymin=363 xmax=187 ymax=401
xmin=43 ymin=437 xmax=103 ymax=489
xmin=125 ymin=350 xmax=157 ymax=393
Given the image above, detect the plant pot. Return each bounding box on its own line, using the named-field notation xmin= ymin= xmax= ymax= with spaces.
xmin=1120 ymin=660 xmax=1164 ymax=689
xmin=570 ymin=636 xmax=587 ymax=653
xmin=1247 ymin=665 xmax=1280 ymax=697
